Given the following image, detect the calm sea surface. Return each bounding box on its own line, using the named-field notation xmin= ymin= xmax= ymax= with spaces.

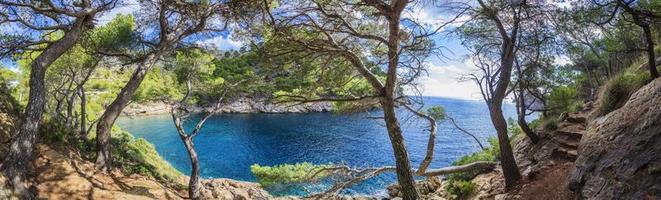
xmin=116 ymin=97 xmax=524 ymax=196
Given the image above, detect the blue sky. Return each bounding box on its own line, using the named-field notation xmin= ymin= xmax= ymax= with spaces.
xmin=97 ymin=1 xmax=486 ymax=100
xmin=3 ymin=1 xmax=485 ymax=100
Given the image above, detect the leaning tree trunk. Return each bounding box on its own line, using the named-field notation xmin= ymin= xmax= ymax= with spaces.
xmin=517 ymin=93 xmax=539 ymax=144
xmin=95 ymin=55 xmax=157 ymax=171
xmin=1 ymin=18 xmax=88 ymax=198
xmin=642 ymin=25 xmax=658 ymax=79
xmin=514 ymin=68 xmax=539 ymax=144
xmin=182 ymin=137 xmax=203 ymax=199
xmin=491 ymin=38 xmax=522 ymax=189
xmin=489 ymin=103 xmax=521 ymax=188
xmin=381 ymin=98 xmax=419 ymax=200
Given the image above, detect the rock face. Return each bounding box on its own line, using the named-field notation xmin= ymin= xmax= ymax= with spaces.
xmin=218 ymin=97 xmax=332 ymax=114
xmin=122 ymin=97 xmax=332 ymax=116
xmin=568 ymin=78 xmax=661 ymax=199
xmin=200 ymin=179 xmax=273 ymax=200
xmin=386 ymin=177 xmax=442 ymax=198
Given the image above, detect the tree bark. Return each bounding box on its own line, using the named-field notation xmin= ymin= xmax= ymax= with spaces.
xmin=1 ymin=17 xmax=89 ymax=198
xmin=489 ymin=104 xmax=521 ymax=188
xmin=490 ymin=38 xmax=522 ymax=189
xmin=182 ymin=137 xmax=203 ymax=199
xmin=514 ymin=67 xmax=539 ymax=144
xmin=78 ymin=87 xmax=88 ymax=137
xmin=642 ymin=25 xmax=658 ymax=79
xmin=95 ymin=55 xmax=156 ymax=171
xmin=517 ymin=95 xmax=539 ymax=144
xmin=380 ymin=2 xmax=419 ymax=198
xmin=381 ymin=98 xmax=419 ymax=200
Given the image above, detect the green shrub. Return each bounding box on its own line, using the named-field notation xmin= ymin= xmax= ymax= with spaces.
xmin=108 ymin=129 xmax=184 ymax=184
xmin=443 ymin=137 xmax=500 ymax=199
xmin=251 ymin=162 xmax=330 ymax=187
xmin=598 ymin=71 xmax=650 ymax=115
xmin=445 ymin=180 xmax=476 ymax=200
xmin=542 ymin=117 xmax=559 ymax=130
xmin=529 ymin=116 xmax=558 ymax=131
xmin=507 ymin=118 xmax=521 ymax=139
xmin=547 ymin=86 xmax=582 ymax=116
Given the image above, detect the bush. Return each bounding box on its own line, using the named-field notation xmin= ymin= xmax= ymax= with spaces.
xmin=445 ymin=180 xmax=476 ymax=200
xmin=251 ymin=162 xmax=330 ymax=186
xmin=547 ymin=86 xmax=582 ymax=116
xmin=598 ymin=71 xmax=650 ymax=115
xmin=444 ymin=137 xmax=500 ymax=199
xmin=529 ymin=116 xmax=558 ymax=131
xmin=108 ymin=129 xmax=185 ymax=184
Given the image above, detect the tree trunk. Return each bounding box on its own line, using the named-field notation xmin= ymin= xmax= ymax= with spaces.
xmin=491 ymin=39 xmax=522 ymax=189
xmin=1 ymin=17 xmax=89 ymax=198
xmin=66 ymin=90 xmax=76 ymax=128
xmin=182 ymin=137 xmax=203 ymax=199
xmin=95 ymin=56 xmax=156 ymax=171
xmin=381 ymin=5 xmax=419 ymax=198
xmin=642 ymin=25 xmax=658 ymax=79
xmin=381 ymin=98 xmax=419 ymax=200
xmin=489 ymin=104 xmax=521 ymax=188
xmin=79 ymin=87 xmax=88 ymax=138
xmin=516 ymin=84 xmax=539 ymax=144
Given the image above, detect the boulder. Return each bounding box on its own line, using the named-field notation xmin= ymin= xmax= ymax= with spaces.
xmin=568 ymin=78 xmax=661 ymax=199
xmin=387 ymin=177 xmax=442 ymax=198
xmin=201 ymin=178 xmax=273 ymax=200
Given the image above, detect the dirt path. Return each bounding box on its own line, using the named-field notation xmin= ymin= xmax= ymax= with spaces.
xmin=509 ymin=111 xmax=588 ymax=200
xmin=33 ymin=144 xmax=185 ymax=200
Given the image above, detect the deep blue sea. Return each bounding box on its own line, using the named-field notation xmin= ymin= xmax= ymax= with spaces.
xmin=116 ymin=97 xmax=522 ymax=196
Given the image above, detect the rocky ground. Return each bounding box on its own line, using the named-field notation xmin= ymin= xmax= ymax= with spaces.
xmin=8 ymin=144 xmax=285 ymax=200
xmin=386 ymin=107 xmax=591 ymax=200
xmin=2 ymin=143 xmax=380 ymax=200
xmin=402 ymin=78 xmax=661 ymax=200
xmin=122 ymin=97 xmax=332 ymax=116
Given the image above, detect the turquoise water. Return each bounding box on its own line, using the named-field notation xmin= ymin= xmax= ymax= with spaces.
xmin=116 ymin=97 xmax=522 ymax=196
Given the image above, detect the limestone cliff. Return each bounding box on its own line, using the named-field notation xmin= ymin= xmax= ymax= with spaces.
xmin=122 ymin=97 xmax=332 ymax=116
xmin=568 ymin=78 xmax=661 ymax=199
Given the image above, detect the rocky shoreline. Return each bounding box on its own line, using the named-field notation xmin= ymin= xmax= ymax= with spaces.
xmin=122 ymin=97 xmax=333 ymax=116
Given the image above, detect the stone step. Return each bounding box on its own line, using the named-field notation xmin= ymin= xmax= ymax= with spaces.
xmin=552 ymin=148 xmax=578 ymax=161
xmin=565 ymin=112 xmax=587 ymax=124
xmin=556 ymin=124 xmax=584 ymax=140
xmin=553 ymin=135 xmax=580 ymax=149
xmin=556 ymin=130 xmax=583 ymax=140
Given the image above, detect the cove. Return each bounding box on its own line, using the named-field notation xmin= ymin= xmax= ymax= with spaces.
xmin=116 ymin=97 xmax=522 ymax=196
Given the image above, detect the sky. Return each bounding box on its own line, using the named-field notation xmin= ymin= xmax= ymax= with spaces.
xmin=20 ymin=1 xmax=483 ymax=100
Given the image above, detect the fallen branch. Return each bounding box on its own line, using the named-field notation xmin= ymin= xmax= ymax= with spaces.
xmin=304 ymin=161 xmax=497 ymax=198
xmin=420 ymin=161 xmax=497 ymax=177
xmin=308 ymin=166 xmax=396 ymax=199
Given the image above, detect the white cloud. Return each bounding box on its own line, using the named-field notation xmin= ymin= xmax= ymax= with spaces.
xmin=97 ymin=0 xmax=140 ymax=25
xmin=197 ymin=35 xmax=244 ymax=51
xmin=412 ymin=61 xmax=483 ymax=100
xmin=404 ymin=5 xmax=470 ymax=29
xmin=405 ymin=6 xmax=444 ymax=26
xmin=554 ymin=55 xmax=573 ymax=66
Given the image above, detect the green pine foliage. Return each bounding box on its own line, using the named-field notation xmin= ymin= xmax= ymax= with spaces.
xmin=250 ymin=162 xmax=330 ymax=187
